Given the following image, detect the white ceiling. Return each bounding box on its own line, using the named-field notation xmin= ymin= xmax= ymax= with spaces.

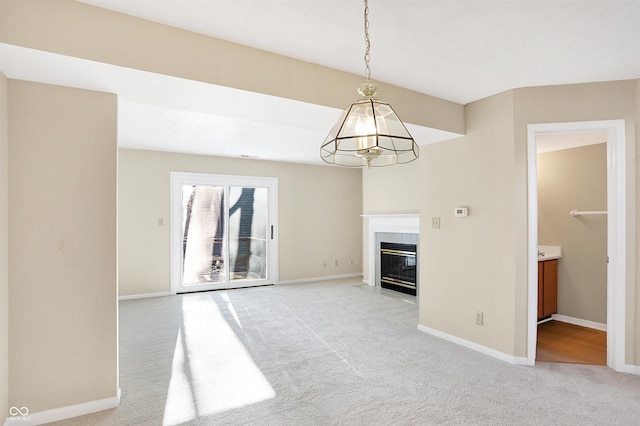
xmin=77 ymin=0 xmax=640 ymax=105
xmin=3 ymin=1 xmax=639 ymax=164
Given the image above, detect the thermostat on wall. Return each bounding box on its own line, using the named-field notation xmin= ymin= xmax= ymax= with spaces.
xmin=454 ymin=207 xmax=469 ymax=217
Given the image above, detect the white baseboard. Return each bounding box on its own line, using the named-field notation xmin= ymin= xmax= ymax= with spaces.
xmin=625 ymin=364 xmax=640 ymax=375
xmin=513 ymin=356 xmax=531 ymax=366
xmin=278 ymin=273 xmax=362 ymax=285
xmin=551 ymin=314 xmax=607 ymax=331
xmin=5 ymin=390 xmax=120 ymax=425
xmin=119 ymin=291 xmax=171 ymax=301
xmin=417 ymin=324 xmax=528 ymax=365
xmin=120 ymin=276 xmax=365 ymax=296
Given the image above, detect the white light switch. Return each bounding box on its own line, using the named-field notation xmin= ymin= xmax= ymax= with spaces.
xmin=431 ymin=217 xmax=440 ymax=229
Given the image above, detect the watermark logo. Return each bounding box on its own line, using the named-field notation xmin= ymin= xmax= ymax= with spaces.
xmin=8 ymin=406 xmax=31 ymax=422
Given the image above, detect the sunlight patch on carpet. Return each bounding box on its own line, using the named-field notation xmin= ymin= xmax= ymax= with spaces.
xmin=163 ymin=294 xmax=275 ymax=425
xmin=221 ymin=292 xmax=243 ymax=330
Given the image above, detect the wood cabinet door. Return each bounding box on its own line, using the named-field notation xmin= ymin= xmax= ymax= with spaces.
xmin=537 ymin=262 xmax=544 ymax=320
xmin=542 ymin=259 xmax=558 ymax=317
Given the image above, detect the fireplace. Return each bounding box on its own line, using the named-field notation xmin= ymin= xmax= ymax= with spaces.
xmin=363 ymin=214 xmax=419 ymax=291
xmin=380 ymin=242 xmax=417 ymax=296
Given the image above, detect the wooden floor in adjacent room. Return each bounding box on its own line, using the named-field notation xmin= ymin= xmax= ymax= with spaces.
xmin=536 ymin=320 xmax=606 ymax=365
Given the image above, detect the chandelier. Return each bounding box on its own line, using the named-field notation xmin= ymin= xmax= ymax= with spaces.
xmin=320 ymin=0 xmax=418 ymax=168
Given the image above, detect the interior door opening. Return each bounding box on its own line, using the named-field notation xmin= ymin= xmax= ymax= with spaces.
xmin=534 ymin=135 xmax=608 ymax=365
xmin=171 ymin=172 xmax=278 ymax=294
xmin=526 ymin=120 xmax=626 ymax=372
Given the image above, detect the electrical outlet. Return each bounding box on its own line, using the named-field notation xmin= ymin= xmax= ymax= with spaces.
xmin=334 ymin=259 xmax=339 ymax=267
xmin=323 ymin=261 xmax=327 ymax=268
xmin=431 ymin=217 xmax=440 ymax=229
xmin=475 ymin=311 xmax=484 ymax=326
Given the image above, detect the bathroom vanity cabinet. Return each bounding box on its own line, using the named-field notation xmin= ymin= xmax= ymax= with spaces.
xmin=538 ymin=259 xmax=558 ymax=320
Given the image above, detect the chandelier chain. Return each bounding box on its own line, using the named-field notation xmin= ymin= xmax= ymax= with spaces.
xmin=363 ymin=0 xmax=371 ymax=81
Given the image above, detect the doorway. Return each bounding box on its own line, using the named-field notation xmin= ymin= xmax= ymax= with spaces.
xmin=170 ymin=172 xmax=278 ymax=293
xmin=535 ymin=136 xmax=607 ymax=365
xmin=526 ymin=120 xmax=626 ymax=372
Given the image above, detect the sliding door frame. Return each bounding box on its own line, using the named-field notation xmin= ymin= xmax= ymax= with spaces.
xmin=170 ymin=171 xmax=279 ymax=294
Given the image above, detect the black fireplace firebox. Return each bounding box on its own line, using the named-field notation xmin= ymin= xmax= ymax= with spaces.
xmin=380 ymin=242 xmax=417 ymax=296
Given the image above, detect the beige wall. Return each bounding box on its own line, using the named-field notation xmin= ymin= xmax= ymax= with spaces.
xmin=538 ymin=144 xmax=608 ymax=324
xmin=118 ymin=148 xmax=362 ymax=296
xmin=364 ymin=80 xmax=639 ymax=364
xmin=0 ymin=72 xmax=9 ymax=421
xmin=413 ymin=80 xmax=639 ymax=361
xmin=0 ymin=0 xmax=464 ymax=135
xmin=514 ymin=80 xmax=637 ymax=363
xmin=637 ymin=79 xmax=640 ymax=365
xmin=361 ymin=159 xmax=421 ymax=282
xmin=8 ymin=80 xmax=118 ymax=412
xmin=418 ymin=91 xmax=518 ymax=355
xmin=362 ymin=159 xmax=421 ymax=215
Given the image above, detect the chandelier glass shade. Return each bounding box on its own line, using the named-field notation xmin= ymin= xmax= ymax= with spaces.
xmin=321 ymin=84 xmax=418 ymax=168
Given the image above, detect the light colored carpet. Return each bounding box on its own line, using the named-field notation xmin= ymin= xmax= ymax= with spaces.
xmin=52 ymin=278 xmax=640 ymax=425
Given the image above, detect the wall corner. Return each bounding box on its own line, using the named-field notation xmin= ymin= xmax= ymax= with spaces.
xmin=0 ymin=71 xmax=10 ymax=426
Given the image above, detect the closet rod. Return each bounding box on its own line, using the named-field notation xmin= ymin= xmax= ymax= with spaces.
xmin=570 ymin=210 xmax=607 ymax=217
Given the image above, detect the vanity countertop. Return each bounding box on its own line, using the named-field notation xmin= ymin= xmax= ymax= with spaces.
xmin=538 ymin=245 xmax=561 ymax=261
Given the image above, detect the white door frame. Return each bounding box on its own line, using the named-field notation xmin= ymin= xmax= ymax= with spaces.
xmin=170 ymin=171 xmax=279 ymax=294
xmin=526 ymin=119 xmax=626 ymax=371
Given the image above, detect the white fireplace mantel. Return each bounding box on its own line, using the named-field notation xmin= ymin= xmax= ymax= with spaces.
xmin=362 ymin=214 xmax=420 ymax=286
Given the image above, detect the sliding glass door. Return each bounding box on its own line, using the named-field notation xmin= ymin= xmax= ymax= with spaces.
xmin=171 ymin=173 xmax=278 ymax=293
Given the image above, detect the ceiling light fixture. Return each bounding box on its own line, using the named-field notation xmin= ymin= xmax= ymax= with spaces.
xmin=320 ymin=0 xmax=418 ymax=168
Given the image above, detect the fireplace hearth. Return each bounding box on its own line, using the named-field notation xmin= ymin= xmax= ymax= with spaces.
xmin=380 ymin=242 xmax=417 ymax=296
